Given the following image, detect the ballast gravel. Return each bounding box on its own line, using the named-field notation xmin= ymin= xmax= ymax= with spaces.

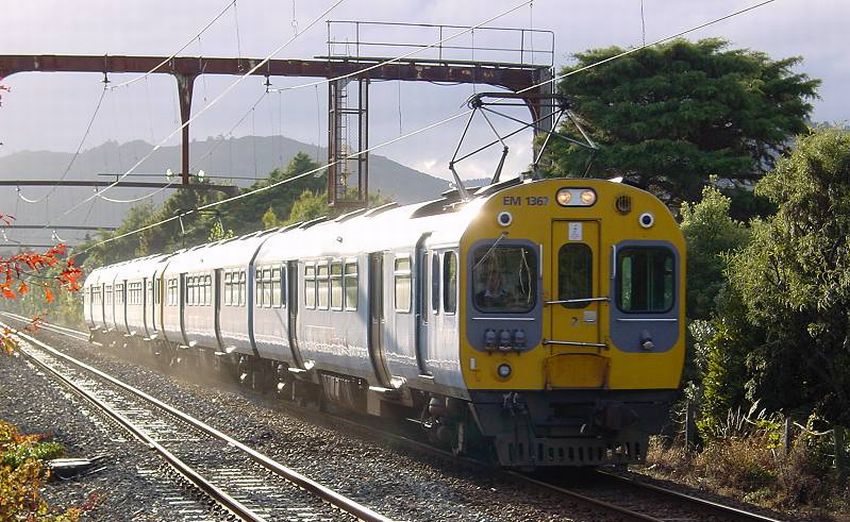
xmin=7 ymin=324 xmax=647 ymax=522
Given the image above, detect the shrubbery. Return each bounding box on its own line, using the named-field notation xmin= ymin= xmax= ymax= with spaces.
xmin=0 ymin=420 xmax=80 ymax=521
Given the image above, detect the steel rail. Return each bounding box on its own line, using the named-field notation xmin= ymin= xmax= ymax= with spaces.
xmin=596 ymin=470 xmax=785 ymax=522
xmin=14 ymin=314 xmax=784 ymax=522
xmin=3 ymin=318 xmax=394 ymax=522
xmin=3 ymin=325 xmax=265 ymax=522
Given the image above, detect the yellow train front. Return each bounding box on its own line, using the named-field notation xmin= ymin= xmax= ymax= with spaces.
xmin=456 ymin=178 xmax=685 ymax=467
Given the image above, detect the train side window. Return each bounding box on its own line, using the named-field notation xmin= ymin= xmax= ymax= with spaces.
xmin=344 ymin=260 xmax=358 ymax=311
xmin=238 ymin=271 xmax=246 ymax=307
xmin=317 ymin=262 xmax=330 ymax=310
xmin=224 ymin=272 xmax=232 ymax=306
xmin=330 ymin=261 xmax=343 ymax=310
xmin=617 ymin=247 xmax=675 ymax=313
xmin=156 ymin=278 xmax=162 ymax=305
xmin=431 ymin=253 xmax=440 ymax=314
xmin=558 ymin=244 xmax=593 ymax=309
xmin=394 ymin=255 xmax=412 ymax=313
xmin=206 ymin=275 xmax=211 ymax=306
xmin=272 ymin=267 xmax=283 ymax=308
xmin=263 ymin=268 xmax=272 ymax=308
xmin=304 ymin=264 xmax=316 ymax=309
xmin=255 ymin=268 xmax=261 ymax=306
xmin=443 ymin=251 xmax=458 ymax=314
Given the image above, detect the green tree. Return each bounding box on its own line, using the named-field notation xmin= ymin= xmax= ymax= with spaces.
xmin=261 ymin=207 xmax=279 ymax=229
xmin=548 ymin=38 xmax=820 ymax=205
xmin=727 ymin=128 xmax=850 ymax=424
xmin=286 ymin=190 xmax=328 ymax=224
xmin=224 ymin=152 xmax=325 ymax=235
xmin=680 ymin=184 xmax=749 ymax=319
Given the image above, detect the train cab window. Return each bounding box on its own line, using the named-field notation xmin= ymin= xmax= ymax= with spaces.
xmin=617 ymin=247 xmax=675 ymax=313
xmin=558 ymin=244 xmax=593 ymax=309
xmin=344 ymin=261 xmax=358 ymax=311
xmin=394 ymin=256 xmax=412 ymax=313
xmin=330 ymin=261 xmax=343 ymax=310
xmin=472 ymin=246 xmax=537 ymax=313
xmin=304 ymin=264 xmax=316 ymax=309
xmin=317 ymin=263 xmax=330 ymax=310
xmin=431 ymin=253 xmax=440 ymax=314
xmin=443 ymin=251 xmax=458 ymax=314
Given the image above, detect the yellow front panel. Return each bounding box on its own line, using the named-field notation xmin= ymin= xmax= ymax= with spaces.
xmin=458 ymin=179 xmax=686 ymax=392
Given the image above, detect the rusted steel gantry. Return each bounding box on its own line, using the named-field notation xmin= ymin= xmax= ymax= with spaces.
xmin=0 ymin=54 xmax=552 ymax=204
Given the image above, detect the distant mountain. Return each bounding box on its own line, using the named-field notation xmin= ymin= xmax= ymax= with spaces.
xmin=0 ymin=135 xmax=455 ymax=249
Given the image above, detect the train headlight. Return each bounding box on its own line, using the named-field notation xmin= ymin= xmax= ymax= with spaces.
xmin=556 ymin=188 xmax=597 ymax=207
xmin=497 ymin=363 xmax=512 ymax=379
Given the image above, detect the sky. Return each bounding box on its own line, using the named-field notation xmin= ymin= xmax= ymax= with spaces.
xmin=1 ymin=0 xmax=847 ymax=190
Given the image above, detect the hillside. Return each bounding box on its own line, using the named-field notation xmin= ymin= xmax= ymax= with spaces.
xmin=0 ymin=136 xmax=455 ymax=249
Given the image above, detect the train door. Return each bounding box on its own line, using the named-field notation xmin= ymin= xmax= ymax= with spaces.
xmin=286 ymin=261 xmax=305 ymax=369
xmin=549 ymin=220 xmax=604 ymax=348
xmin=368 ymin=252 xmax=393 ymax=387
xmin=214 ymin=269 xmax=223 ymax=349
xmin=416 ymin=250 xmax=432 ymax=377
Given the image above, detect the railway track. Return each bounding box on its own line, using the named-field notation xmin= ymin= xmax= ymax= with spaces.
xmin=4 ymin=314 xmax=786 ymax=522
xmin=1 ymin=317 xmax=392 ymax=522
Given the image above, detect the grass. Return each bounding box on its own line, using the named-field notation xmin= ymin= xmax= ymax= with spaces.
xmin=640 ymin=433 xmax=850 ymax=521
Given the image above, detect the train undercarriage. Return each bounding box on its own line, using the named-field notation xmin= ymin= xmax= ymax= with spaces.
xmin=91 ymin=328 xmax=672 ymax=469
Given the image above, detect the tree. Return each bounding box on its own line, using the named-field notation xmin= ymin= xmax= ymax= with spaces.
xmin=727 ymin=128 xmax=850 ymax=424
xmin=680 ymin=184 xmax=749 ymax=319
xmin=547 ymin=38 xmax=820 ymax=205
xmin=286 ymin=190 xmax=328 ymax=224
xmin=223 ymin=152 xmax=325 ymax=235
xmin=1 ymin=214 xmax=82 ymax=352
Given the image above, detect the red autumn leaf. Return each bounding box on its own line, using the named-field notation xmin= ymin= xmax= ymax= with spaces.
xmin=2 ymin=287 xmax=15 ymax=299
xmin=44 ymin=288 xmax=54 ymax=303
xmin=18 ymin=281 xmax=29 ymax=295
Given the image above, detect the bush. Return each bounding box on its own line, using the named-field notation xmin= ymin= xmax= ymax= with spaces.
xmin=0 ymin=420 xmax=80 ymax=521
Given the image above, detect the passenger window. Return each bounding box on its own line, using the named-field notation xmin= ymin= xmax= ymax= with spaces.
xmin=330 ymin=261 xmax=343 ymax=310
xmin=263 ymin=268 xmax=272 ymax=308
xmin=317 ymin=263 xmax=329 ymax=309
xmin=394 ymin=256 xmax=412 ymax=313
xmin=272 ymin=267 xmax=283 ymax=308
xmin=443 ymin=251 xmax=458 ymax=314
xmin=617 ymin=247 xmax=675 ymax=313
xmin=344 ymin=261 xmax=358 ymax=311
xmin=238 ymin=271 xmax=246 ymax=306
xmin=431 ymin=253 xmax=440 ymax=314
xmin=256 ymin=268 xmax=263 ymax=307
xmin=304 ymin=264 xmax=316 ymax=309
xmin=420 ymin=253 xmax=428 ymax=323
xmin=558 ymin=244 xmax=592 ymax=308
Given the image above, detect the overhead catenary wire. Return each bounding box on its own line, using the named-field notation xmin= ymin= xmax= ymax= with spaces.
xmin=81 ymin=0 xmax=535 ymax=208
xmin=267 ymin=0 xmax=533 ymax=96
xmin=48 ymin=0 xmax=347 ymax=227
xmin=72 ymin=0 xmax=778 ymax=256
xmin=107 ymin=0 xmax=238 ymax=91
xmin=72 ymin=108 xmax=472 ymax=256
xmin=16 ymin=86 xmax=108 ymax=206
xmin=516 ymin=0 xmax=778 ymax=95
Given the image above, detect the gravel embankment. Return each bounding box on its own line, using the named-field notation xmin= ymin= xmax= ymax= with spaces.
xmin=0 ymin=344 xmax=227 ymax=521
xmin=6 ymin=325 xmax=622 ymax=522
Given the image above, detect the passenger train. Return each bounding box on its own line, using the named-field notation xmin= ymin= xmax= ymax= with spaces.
xmin=83 ymin=177 xmax=686 ymax=468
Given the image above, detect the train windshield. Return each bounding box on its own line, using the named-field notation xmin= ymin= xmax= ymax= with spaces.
xmin=617 ymin=247 xmax=675 ymax=313
xmin=472 ymin=245 xmax=537 ymax=313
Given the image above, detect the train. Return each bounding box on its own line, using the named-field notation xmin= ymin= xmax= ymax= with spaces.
xmin=83 ymin=176 xmax=686 ymax=468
